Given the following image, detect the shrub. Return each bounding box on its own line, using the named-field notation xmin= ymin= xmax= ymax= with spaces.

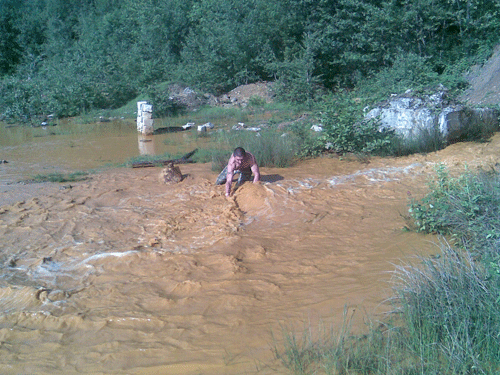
xmin=248 ymin=95 xmax=267 ymax=107
xmin=288 ymin=121 xmax=325 ymax=158
xmin=357 ymin=52 xmax=440 ymax=102
xmin=320 ymin=93 xmax=396 ymax=155
xmin=146 ymin=84 xmax=185 ymax=118
xmin=408 ymin=165 xmax=500 ymax=254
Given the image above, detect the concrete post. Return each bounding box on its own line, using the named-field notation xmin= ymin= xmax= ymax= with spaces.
xmin=137 ymin=101 xmax=154 ymax=135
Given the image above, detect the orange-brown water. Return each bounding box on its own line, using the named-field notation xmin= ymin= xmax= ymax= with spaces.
xmin=1 ymin=125 xmax=500 ymax=374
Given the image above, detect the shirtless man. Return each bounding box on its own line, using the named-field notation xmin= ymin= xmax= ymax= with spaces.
xmin=215 ymin=147 xmax=260 ymax=197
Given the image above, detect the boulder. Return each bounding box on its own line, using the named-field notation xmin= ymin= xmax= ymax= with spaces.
xmin=167 ymin=85 xmax=217 ymax=110
xmin=438 ymin=106 xmax=499 ymax=141
xmin=365 ymin=89 xmax=499 ymax=143
xmin=159 ymin=163 xmax=183 ymax=184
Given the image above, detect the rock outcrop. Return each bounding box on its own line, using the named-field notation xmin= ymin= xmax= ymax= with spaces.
xmin=365 ymin=88 xmax=499 ymax=143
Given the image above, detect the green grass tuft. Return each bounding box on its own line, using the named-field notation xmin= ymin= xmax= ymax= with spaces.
xmin=31 ymin=171 xmax=89 ymax=183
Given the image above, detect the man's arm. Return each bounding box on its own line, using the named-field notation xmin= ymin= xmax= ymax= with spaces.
xmin=251 ymin=163 xmax=260 ymax=183
xmin=225 ymin=170 xmax=234 ymax=196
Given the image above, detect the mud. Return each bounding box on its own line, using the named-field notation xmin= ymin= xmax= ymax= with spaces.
xmin=1 ymin=133 xmax=500 ymax=374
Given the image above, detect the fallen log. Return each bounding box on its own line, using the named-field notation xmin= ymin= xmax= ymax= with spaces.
xmin=131 ymin=149 xmax=198 ymax=168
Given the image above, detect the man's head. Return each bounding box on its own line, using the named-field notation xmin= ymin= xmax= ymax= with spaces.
xmin=233 ymin=147 xmax=246 ymax=157
xmin=233 ymin=147 xmax=246 ymax=163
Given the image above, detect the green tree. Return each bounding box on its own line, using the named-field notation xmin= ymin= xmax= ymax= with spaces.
xmin=0 ymin=0 xmax=22 ymax=75
xmin=178 ymin=0 xmax=313 ymax=93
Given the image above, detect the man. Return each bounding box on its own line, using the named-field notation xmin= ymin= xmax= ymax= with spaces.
xmin=215 ymin=147 xmax=260 ymax=197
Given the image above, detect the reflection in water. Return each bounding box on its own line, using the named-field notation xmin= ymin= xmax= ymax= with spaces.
xmin=138 ymin=134 xmax=156 ymax=155
xmin=0 ymin=126 xmax=500 ymax=374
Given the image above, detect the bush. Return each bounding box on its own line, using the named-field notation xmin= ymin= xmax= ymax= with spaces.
xmin=320 ymin=93 xmax=396 ymax=155
xmin=248 ymin=95 xmax=267 ymax=107
xmin=357 ymin=52 xmax=440 ymax=102
xmin=0 ymin=61 xmax=138 ymax=123
xmin=146 ymin=84 xmax=186 ymax=118
xmin=288 ymin=121 xmax=325 ymax=158
xmin=408 ymin=165 xmax=500 ymax=254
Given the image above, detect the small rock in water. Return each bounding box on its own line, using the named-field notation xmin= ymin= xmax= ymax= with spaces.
xmin=36 ymin=288 xmax=51 ymax=302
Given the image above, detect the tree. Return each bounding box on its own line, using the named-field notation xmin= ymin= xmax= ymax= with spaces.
xmin=0 ymin=0 xmax=22 ymax=75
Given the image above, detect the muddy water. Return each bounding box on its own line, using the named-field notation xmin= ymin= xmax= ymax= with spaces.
xmin=0 ymin=120 xmax=204 ymax=184
xmin=1 ymin=124 xmax=500 ymax=374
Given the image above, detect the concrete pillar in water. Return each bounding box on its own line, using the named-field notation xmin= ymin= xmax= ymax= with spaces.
xmin=137 ymin=101 xmax=154 ymax=135
xmin=138 ymin=134 xmax=155 ymax=155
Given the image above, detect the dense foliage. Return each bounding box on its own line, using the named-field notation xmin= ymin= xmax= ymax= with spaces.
xmin=1 ymin=0 xmax=499 ymax=123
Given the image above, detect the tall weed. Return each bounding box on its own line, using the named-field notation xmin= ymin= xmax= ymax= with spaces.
xmin=389 ymin=123 xmax=445 ymax=156
xmin=275 ymin=241 xmax=500 ymax=375
xmin=393 ymin=242 xmax=500 ymax=374
xmin=210 ymin=130 xmax=300 ymax=170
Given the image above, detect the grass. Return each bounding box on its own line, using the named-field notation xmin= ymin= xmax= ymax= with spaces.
xmin=122 ymin=151 xmax=188 ymax=167
xmin=150 ymin=104 xmax=305 ymax=171
xmin=189 ymin=129 xmax=302 ymax=171
xmin=389 ymin=124 xmax=446 ymax=156
xmin=30 ymin=171 xmax=90 ymax=183
xmin=392 ymin=242 xmax=500 ymax=375
xmin=273 ymin=309 xmax=430 ymax=375
xmin=274 ymin=167 xmax=500 ymax=375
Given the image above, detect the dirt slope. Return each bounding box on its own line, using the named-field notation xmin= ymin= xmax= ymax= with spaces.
xmin=460 ymin=45 xmax=500 ymax=106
